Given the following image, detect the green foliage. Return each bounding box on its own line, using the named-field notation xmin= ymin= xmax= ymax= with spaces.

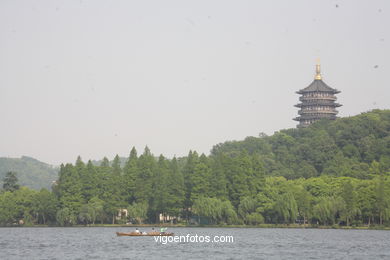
xmin=55 ymin=163 xmax=84 ymax=213
xmin=0 ymin=187 xmax=38 ymax=226
xmin=56 ymin=208 xmax=76 ymax=226
xmin=134 ymin=147 xmax=156 ymax=203
xmin=238 ymin=196 xmax=257 ymax=221
xmin=220 ymin=200 xmax=239 ymax=224
xmin=127 ymin=202 xmax=148 ymax=224
xmin=0 ymin=191 xmax=18 ymax=225
xmin=192 ymin=197 xmax=223 ymax=224
xmin=312 ymin=197 xmax=345 ymax=225
xmin=149 ymin=155 xmax=185 ymax=222
xmin=273 ymin=193 xmax=298 ymax=223
xmin=2 ymin=171 xmax=20 ymax=192
xmin=246 ymin=213 xmax=264 ymax=225
xmin=340 ymin=181 xmax=359 ymax=226
xmin=88 ymin=197 xmax=104 ymax=224
xmin=166 ymin=157 xmax=185 ymax=216
xmin=33 ymin=189 xmax=58 ymax=224
xmin=78 ymin=204 xmax=95 ymax=225
xmin=294 ymin=187 xmax=312 ymax=224
xmin=123 ymin=147 xmax=138 ymax=204
xmin=374 ymin=173 xmax=390 ymax=225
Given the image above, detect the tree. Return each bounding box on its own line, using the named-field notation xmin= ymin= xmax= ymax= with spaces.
xmin=151 ymin=156 xmax=185 ymax=222
xmin=225 ymin=152 xmax=254 ymax=207
xmin=80 ymin=161 xmax=99 ymax=202
xmin=209 ymin=154 xmax=228 ymax=200
xmin=88 ymin=197 xmax=105 ymax=224
xmin=190 ymin=154 xmax=212 ymax=203
xmin=166 ymin=157 xmax=185 ymax=216
xmin=78 ymin=204 xmax=95 ymax=225
xmin=313 ymin=197 xmax=345 ymax=225
xmin=296 ymin=130 xmax=338 ymax=173
xmin=192 ymin=197 xmax=222 ymax=224
xmin=33 ymin=189 xmax=58 ymax=224
xmin=220 ymin=200 xmax=238 ymax=224
xmin=340 ymin=181 xmax=359 ymax=226
xmin=127 ymin=202 xmax=148 ymax=224
xmin=294 ymin=188 xmax=312 ymax=225
xmin=374 ymin=173 xmax=390 ymax=225
xmin=2 ymin=171 xmax=20 ymax=192
xmin=238 ymin=196 xmax=257 ymax=224
xmin=182 ymin=151 xmax=199 ymax=212
xmin=246 ymin=213 xmax=264 ymax=225
xmin=356 ymin=180 xmax=375 ymax=226
xmin=123 ymin=147 xmax=138 ymax=204
xmin=273 ymin=193 xmax=298 ymax=224
xmin=13 ymin=187 xmax=38 ymax=225
xmin=150 ymin=155 xmax=170 ymax=222
xmin=98 ymin=156 xmax=124 ymax=224
xmin=112 ymin=154 xmax=122 ymax=176
xmin=56 ymin=163 xmax=84 ymax=214
xmin=56 ymin=208 xmax=76 ymax=226
xmin=0 ymin=191 xmax=18 ymax=225
xmin=134 ymin=146 xmax=155 ymax=203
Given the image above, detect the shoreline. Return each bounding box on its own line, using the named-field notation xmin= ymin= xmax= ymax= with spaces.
xmin=3 ymin=224 xmax=390 ymax=230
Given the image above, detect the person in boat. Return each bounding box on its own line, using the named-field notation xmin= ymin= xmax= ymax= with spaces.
xmin=135 ymin=228 xmax=140 ymax=234
xmin=160 ymin=227 xmax=167 ymax=234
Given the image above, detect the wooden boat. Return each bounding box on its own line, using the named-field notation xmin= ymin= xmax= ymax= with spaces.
xmin=116 ymin=231 xmax=174 ymax=237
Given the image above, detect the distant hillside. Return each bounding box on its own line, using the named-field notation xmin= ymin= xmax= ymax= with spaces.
xmin=211 ymin=109 xmax=390 ymax=179
xmin=0 ymin=156 xmax=58 ymax=190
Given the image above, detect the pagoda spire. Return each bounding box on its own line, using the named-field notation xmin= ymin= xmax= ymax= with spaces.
xmin=315 ymin=59 xmax=322 ymax=80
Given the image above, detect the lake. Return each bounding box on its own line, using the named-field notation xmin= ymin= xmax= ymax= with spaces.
xmin=1 ymin=227 xmax=390 ymax=259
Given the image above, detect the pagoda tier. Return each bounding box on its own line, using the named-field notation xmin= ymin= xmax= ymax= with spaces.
xmin=295 ymin=101 xmax=342 ymax=107
xmin=294 ymin=63 xmax=342 ymax=128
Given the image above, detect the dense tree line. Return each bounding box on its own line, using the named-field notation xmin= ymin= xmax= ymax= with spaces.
xmin=0 ymin=110 xmax=390 ymax=226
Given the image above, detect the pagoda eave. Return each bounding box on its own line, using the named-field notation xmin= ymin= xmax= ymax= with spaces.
xmin=297 ymin=89 xmax=340 ymax=95
xmin=297 ymin=115 xmax=338 ymax=120
xmin=295 ymin=102 xmax=341 ymax=108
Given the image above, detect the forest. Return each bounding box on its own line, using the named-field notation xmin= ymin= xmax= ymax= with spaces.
xmin=1 ymin=109 xmax=389 ymax=227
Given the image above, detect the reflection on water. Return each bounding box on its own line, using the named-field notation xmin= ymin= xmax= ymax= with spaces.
xmin=1 ymin=227 xmax=390 ymax=259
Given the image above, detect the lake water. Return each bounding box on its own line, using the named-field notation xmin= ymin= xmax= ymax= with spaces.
xmin=1 ymin=227 xmax=390 ymax=259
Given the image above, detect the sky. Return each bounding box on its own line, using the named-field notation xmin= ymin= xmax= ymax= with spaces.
xmin=1 ymin=0 xmax=389 ymax=165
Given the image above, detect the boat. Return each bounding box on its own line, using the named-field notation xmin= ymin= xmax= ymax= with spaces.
xmin=116 ymin=231 xmax=174 ymax=237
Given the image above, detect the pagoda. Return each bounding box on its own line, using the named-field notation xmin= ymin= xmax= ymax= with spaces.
xmin=294 ymin=63 xmax=341 ymax=127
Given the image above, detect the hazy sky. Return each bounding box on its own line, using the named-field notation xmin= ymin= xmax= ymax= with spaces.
xmin=1 ymin=0 xmax=389 ymax=165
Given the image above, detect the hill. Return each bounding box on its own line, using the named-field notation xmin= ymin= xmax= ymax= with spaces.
xmin=0 ymin=156 xmax=58 ymax=190
xmin=211 ymin=109 xmax=390 ymax=179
